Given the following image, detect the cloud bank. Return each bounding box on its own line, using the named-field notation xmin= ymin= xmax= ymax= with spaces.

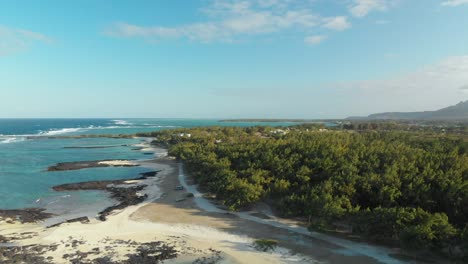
xmin=213 ymin=55 xmax=468 ymax=117
xmin=441 ymin=0 xmax=468 ymax=6
xmin=105 ymin=0 xmax=351 ymax=44
xmin=349 ymin=0 xmax=393 ymax=17
xmin=304 ymin=35 xmax=327 ymax=45
xmin=0 ymin=25 xmax=51 ymax=56
xmin=328 ymin=55 xmax=468 ymax=113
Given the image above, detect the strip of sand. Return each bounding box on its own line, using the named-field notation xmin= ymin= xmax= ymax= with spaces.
xmin=131 ymin=160 xmax=405 ymax=264
xmin=0 ymin=157 xmax=314 ymax=263
xmin=0 ymin=141 xmax=414 ymax=264
xmin=97 ymin=160 xmax=137 ymax=166
xmin=0 ymin=139 xmax=438 ymax=264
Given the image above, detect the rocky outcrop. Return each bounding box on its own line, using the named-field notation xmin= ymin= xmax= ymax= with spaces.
xmin=0 ymin=208 xmax=54 ymax=223
xmin=47 ymin=160 xmax=138 ymax=172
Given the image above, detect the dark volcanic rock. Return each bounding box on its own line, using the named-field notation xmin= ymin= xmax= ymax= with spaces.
xmin=52 ymin=171 xmax=159 ymax=192
xmin=124 ymin=241 xmax=178 ymax=264
xmin=87 ymin=241 xmax=177 ymax=264
xmin=98 ymin=185 xmax=148 ymax=221
xmin=131 ymin=148 xmax=144 ymax=151
xmin=0 ymin=208 xmax=54 ymax=223
xmin=50 ymin=170 xmax=159 ymax=221
xmin=139 ymin=171 xmax=160 ymax=178
xmin=52 ymin=172 xmax=160 ymax=221
xmin=0 ymin=237 xmax=178 ymax=264
xmin=53 ymin=180 xmax=121 ymax=191
xmin=47 ymin=160 xmax=138 ymax=171
xmin=0 ymin=244 xmax=58 ymax=264
xmin=47 ymin=216 xmax=90 ymax=228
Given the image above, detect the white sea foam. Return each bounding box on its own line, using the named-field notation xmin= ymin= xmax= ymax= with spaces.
xmin=0 ymin=137 xmax=15 ymax=144
xmin=39 ymin=128 xmax=83 ymax=136
xmin=113 ymin=119 xmax=131 ymax=125
xmin=0 ymin=137 xmax=25 ymax=144
xmin=142 ymin=123 xmax=179 ymax=127
xmin=1 ymin=123 xmax=181 ymax=143
xmin=92 ymin=125 xmax=180 ymax=130
xmin=43 ymin=124 xmax=181 ymax=135
xmin=0 ymin=128 xmax=84 ymax=140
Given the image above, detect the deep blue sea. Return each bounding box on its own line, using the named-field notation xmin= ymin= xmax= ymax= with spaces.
xmin=0 ymin=119 xmax=298 ymax=218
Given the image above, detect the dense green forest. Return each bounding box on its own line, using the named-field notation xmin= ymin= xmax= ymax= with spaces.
xmin=138 ymin=124 xmax=468 ymax=259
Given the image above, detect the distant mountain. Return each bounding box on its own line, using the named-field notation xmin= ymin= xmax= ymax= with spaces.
xmin=349 ymin=101 xmax=468 ymax=121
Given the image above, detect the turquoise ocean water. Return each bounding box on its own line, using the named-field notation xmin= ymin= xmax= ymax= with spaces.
xmin=0 ymin=119 xmax=298 ymax=216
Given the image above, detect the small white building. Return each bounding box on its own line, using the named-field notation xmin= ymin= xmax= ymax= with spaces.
xmin=178 ymin=133 xmax=192 ymax=138
xmin=271 ymin=129 xmax=288 ymax=135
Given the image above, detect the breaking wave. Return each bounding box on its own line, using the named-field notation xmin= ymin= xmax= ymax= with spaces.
xmin=0 ymin=137 xmax=24 ymax=144
xmin=0 ymin=122 xmax=181 ymax=144
xmin=39 ymin=128 xmax=83 ymax=136
xmin=112 ymin=119 xmax=132 ymax=125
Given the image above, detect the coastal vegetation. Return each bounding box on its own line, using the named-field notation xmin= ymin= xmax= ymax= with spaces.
xmin=140 ymin=124 xmax=468 ymax=259
xmin=253 ymin=239 xmax=278 ymax=252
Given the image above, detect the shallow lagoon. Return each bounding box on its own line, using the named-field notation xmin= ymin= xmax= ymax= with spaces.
xmin=0 ymin=118 xmax=302 ymax=212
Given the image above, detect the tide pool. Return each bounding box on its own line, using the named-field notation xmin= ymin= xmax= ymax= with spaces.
xmin=0 ymin=118 xmax=303 ymax=213
xmin=0 ymin=137 xmax=150 ymax=210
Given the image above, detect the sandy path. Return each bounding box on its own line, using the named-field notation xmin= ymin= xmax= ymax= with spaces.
xmin=0 ymin=157 xmax=314 ymax=263
xmin=0 ymin=142 xmax=418 ymax=263
xmin=176 ymin=163 xmax=405 ymax=264
xmin=132 ymin=159 xmax=410 ymax=264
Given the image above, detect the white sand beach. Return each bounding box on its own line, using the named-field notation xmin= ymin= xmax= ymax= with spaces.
xmin=0 ymin=146 xmax=408 ymax=264
xmin=0 ymin=158 xmax=314 ymax=263
xmin=97 ymin=160 xmax=137 ymax=166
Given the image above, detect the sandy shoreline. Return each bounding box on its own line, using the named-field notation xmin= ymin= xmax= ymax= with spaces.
xmin=0 ymin=157 xmax=312 ymax=263
xmin=132 ymin=160 xmax=410 ymax=264
xmin=0 ymin=143 xmax=416 ymax=263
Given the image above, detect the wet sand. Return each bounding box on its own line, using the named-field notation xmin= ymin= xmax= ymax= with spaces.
xmin=0 ymin=157 xmax=313 ymax=263
xmin=0 ymin=145 xmax=422 ymax=264
xmin=131 ymin=159 xmax=389 ymax=264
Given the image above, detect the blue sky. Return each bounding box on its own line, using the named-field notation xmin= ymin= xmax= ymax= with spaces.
xmin=1 ymin=0 xmax=467 ymax=118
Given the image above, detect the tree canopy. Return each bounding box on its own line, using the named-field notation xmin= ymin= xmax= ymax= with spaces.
xmin=140 ymin=124 xmax=468 ymax=259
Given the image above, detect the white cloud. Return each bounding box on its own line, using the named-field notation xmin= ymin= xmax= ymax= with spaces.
xmin=0 ymin=25 xmax=51 ymax=56
xmin=304 ymin=35 xmax=327 ymax=45
xmin=441 ymin=0 xmax=468 ymax=6
xmin=322 ymin=16 xmax=351 ymax=31
xmin=329 ymin=56 xmax=468 ymax=112
xmin=105 ymin=0 xmax=351 ymax=43
xmin=106 ymin=22 xmax=227 ymax=42
xmin=349 ymin=0 xmax=391 ymax=17
xmin=210 ymin=55 xmax=468 ymax=117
